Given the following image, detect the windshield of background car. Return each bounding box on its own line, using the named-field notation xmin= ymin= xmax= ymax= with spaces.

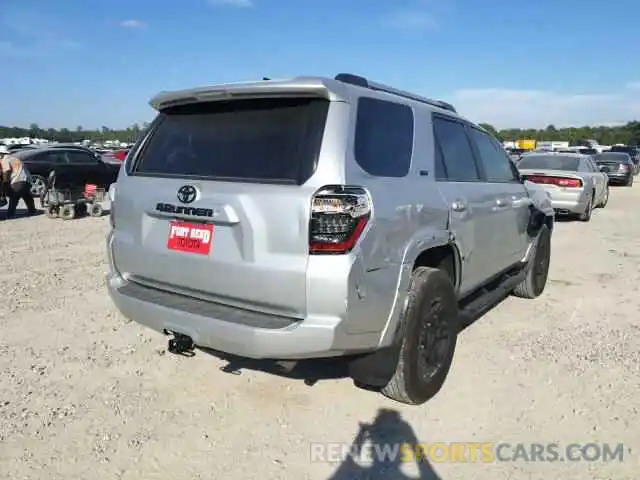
xmin=131 ymin=97 xmax=330 ymax=184
xmin=596 ymin=153 xmax=630 ymax=163
xmin=517 ymin=155 xmax=580 ymax=171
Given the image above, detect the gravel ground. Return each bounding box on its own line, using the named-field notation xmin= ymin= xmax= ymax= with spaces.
xmin=0 ymin=188 xmax=638 ymax=480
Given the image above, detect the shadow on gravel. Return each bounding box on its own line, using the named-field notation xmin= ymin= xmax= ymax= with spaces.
xmin=0 ymin=208 xmax=44 ymax=220
xmin=326 ymin=408 xmax=441 ymax=480
xmin=199 ymin=290 xmax=511 ymax=385
xmin=199 ymin=348 xmax=351 ymax=386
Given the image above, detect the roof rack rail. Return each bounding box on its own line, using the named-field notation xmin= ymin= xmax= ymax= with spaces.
xmin=334 ymin=73 xmax=457 ymax=113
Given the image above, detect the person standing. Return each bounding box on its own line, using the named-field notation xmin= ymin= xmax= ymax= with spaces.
xmin=0 ymin=151 xmax=37 ymax=218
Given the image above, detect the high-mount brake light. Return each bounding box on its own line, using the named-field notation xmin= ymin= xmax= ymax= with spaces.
xmin=525 ymin=176 xmax=582 ymax=188
xmin=309 ymin=186 xmax=371 ymax=254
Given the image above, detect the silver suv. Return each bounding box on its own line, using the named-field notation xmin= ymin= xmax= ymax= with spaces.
xmin=107 ymin=73 xmax=554 ymax=406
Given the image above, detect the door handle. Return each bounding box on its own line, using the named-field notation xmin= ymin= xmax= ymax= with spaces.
xmin=511 ymin=198 xmax=532 ymax=208
xmin=495 ymin=198 xmax=508 ymax=207
xmin=451 ymin=200 xmax=467 ymax=212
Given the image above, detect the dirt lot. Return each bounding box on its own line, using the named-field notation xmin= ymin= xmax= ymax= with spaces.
xmin=0 ymin=187 xmax=638 ymax=480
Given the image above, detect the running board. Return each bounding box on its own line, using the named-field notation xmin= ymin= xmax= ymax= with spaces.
xmin=458 ymin=268 xmax=527 ymax=327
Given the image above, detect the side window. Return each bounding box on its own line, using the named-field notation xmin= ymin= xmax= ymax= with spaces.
xmin=354 ymin=97 xmax=414 ymax=177
xmin=43 ymin=152 xmax=67 ymax=164
xmin=432 ymin=116 xmax=480 ymax=182
xmin=468 ymin=128 xmax=518 ymax=183
xmin=66 ymin=151 xmax=95 ymax=164
xmin=577 ymin=159 xmax=589 ymax=172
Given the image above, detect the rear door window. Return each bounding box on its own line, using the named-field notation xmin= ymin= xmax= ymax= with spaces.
xmin=66 ymin=151 xmax=97 ymax=164
xmin=132 ymin=97 xmax=330 ymax=184
xmin=353 ymin=97 xmax=414 ymax=177
xmin=467 ymin=127 xmax=519 ymax=183
xmin=432 ymin=116 xmax=481 ymax=181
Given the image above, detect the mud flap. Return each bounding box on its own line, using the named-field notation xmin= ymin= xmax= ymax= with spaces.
xmin=526 ymin=204 xmax=546 ymax=239
xmin=348 ymin=341 xmax=402 ymax=388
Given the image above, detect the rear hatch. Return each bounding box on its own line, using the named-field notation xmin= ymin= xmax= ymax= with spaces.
xmin=111 ymin=94 xmax=334 ymax=318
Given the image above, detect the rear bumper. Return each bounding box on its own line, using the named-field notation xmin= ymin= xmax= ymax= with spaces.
xmin=549 ymin=198 xmax=588 ymax=215
xmin=607 ymin=173 xmax=631 ymax=184
xmin=107 ymin=271 xmax=382 ymax=360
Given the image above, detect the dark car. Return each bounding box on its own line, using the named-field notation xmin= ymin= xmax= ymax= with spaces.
xmin=6 ymin=143 xmax=38 ymax=152
xmin=608 ymin=145 xmax=639 ymax=173
xmin=595 ymin=152 xmax=634 ymax=186
xmin=11 ymin=147 xmax=120 ymax=196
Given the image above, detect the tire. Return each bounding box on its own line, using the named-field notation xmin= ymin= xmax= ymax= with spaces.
xmin=626 ymin=176 xmax=634 ymax=187
xmin=46 ymin=205 xmax=58 ymax=219
xmin=60 ymin=205 xmax=75 ymax=220
xmin=512 ymin=225 xmax=551 ymax=299
xmin=381 ymin=267 xmax=459 ymax=406
xmin=89 ymin=203 xmax=104 ymax=217
xmin=30 ymin=175 xmax=47 ymax=196
xmin=578 ymin=195 xmax=593 ymax=222
xmin=597 ymin=187 xmax=609 ymax=208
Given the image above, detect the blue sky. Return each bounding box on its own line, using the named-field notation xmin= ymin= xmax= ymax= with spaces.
xmin=1 ymin=0 xmax=639 ymax=130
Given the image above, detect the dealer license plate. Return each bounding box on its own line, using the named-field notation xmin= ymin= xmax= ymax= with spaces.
xmin=167 ymin=221 xmax=214 ymax=255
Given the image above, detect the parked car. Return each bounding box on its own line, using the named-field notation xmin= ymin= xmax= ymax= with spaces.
xmin=106 ymin=73 xmax=554 ymax=406
xmin=517 ymin=152 xmax=609 ymax=220
xmin=594 ymin=152 xmax=635 ymax=186
xmin=100 ymin=148 xmax=129 ymax=165
xmin=608 ymin=145 xmax=640 ymax=174
xmin=9 ymin=147 xmax=120 ymax=196
xmin=6 ymin=143 xmax=38 ymax=152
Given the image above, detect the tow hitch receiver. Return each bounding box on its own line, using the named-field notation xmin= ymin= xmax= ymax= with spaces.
xmin=165 ymin=331 xmax=196 ymax=357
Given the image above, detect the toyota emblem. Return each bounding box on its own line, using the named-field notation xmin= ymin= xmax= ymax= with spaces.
xmin=177 ymin=185 xmax=197 ymax=204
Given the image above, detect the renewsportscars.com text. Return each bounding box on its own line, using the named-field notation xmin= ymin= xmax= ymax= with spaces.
xmin=310 ymin=442 xmax=626 ymax=464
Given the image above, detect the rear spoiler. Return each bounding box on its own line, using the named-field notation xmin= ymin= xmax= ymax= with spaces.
xmin=149 ymin=78 xmax=337 ymax=111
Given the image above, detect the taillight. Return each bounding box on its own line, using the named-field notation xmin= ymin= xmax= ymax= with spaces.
xmin=108 ymin=184 xmax=116 ymax=228
xmin=525 ymin=176 xmax=582 ymax=188
xmin=309 ymin=186 xmax=371 ymax=254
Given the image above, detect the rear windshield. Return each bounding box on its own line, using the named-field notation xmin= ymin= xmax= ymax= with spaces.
xmin=595 ymin=153 xmax=629 ymax=162
xmin=517 ymin=155 xmax=580 ymax=171
xmin=132 ymin=97 xmax=330 ymax=184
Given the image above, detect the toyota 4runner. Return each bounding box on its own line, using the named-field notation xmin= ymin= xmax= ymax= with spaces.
xmin=106 ymin=73 xmax=554 ymax=405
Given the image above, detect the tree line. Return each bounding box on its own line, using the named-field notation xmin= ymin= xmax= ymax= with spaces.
xmin=1 ymin=120 xmax=640 ymax=146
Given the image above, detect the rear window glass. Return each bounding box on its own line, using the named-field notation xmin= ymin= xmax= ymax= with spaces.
xmin=132 ymin=97 xmax=330 ymax=184
xmin=354 ymin=97 xmax=414 ymax=177
xmin=596 ymin=153 xmax=630 ymax=163
xmin=517 ymin=155 xmax=580 ymax=171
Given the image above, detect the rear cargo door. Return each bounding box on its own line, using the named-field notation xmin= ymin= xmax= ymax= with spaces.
xmin=111 ymin=97 xmax=331 ymax=317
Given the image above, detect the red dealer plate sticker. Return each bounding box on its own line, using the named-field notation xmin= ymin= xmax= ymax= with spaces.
xmin=167 ymin=221 xmax=214 ymax=255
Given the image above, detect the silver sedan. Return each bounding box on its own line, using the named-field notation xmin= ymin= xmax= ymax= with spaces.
xmin=517 ymin=152 xmax=609 ymax=221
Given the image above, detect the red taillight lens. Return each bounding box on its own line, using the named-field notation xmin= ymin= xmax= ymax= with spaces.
xmin=114 ymin=150 xmax=128 ymax=161
xmin=525 ymin=176 xmax=582 ymax=188
xmin=309 ymin=186 xmax=371 ymax=254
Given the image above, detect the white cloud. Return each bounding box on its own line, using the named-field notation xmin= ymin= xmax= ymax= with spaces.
xmin=382 ymin=10 xmax=437 ymax=30
xmin=118 ymin=19 xmax=146 ymax=28
xmin=447 ymin=84 xmax=640 ymax=129
xmin=208 ymin=0 xmax=254 ymax=7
